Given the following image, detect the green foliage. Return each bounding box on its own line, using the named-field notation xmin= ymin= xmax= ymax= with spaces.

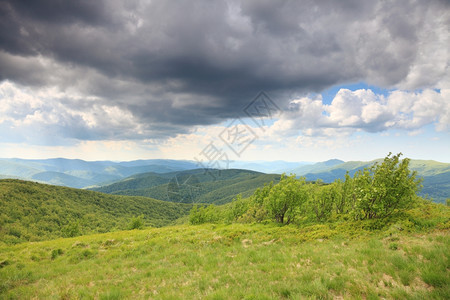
xmin=225 ymin=194 xmax=247 ymax=222
xmin=128 ymin=215 xmax=145 ymax=230
xmin=293 ymin=158 xmax=449 ymax=204
xmin=264 ymin=175 xmax=309 ymax=224
xmin=189 ymin=205 xmax=221 ymax=225
xmin=237 ymin=182 xmax=273 ymax=223
xmin=389 ymin=243 xmax=398 ymax=250
xmin=351 ymin=153 xmax=422 ymax=220
xmin=310 ymin=183 xmax=334 ymax=222
xmin=62 ymin=221 xmax=81 ymax=238
xmin=189 ymin=205 xmax=207 ymax=225
xmin=334 ymin=173 xmax=354 ymax=214
xmin=0 ymin=179 xmax=192 ymax=244
xmin=50 ymin=249 xmax=63 ymax=260
xmin=190 ymin=153 xmax=438 ymax=229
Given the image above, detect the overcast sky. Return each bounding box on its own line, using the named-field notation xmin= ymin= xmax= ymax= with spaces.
xmin=0 ymin=0 xmax=449 ymax=162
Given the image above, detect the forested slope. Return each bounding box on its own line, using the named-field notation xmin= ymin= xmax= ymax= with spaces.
xmin=91 ymin=169 xmax=281 ymax=205
xmin=0 ymin=179 xmax=191 ymax=244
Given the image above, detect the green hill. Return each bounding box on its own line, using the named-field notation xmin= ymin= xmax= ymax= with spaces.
xmin=1 ymin=156 xmax=449 ymax=299
xmin=91 ymin=169 xmax=281 ymax=205
xmin=0 ymin=222 xmax=448 ymax=299
xmin=88 ymin=172 xmax=172 ymax=193
xmin=422 ymin=171 xmax=450 ymax=201
xmin=0 ymin=179 xmax=191 ymax=245
xmin=409 ymin=160 xmax=450 ymax=176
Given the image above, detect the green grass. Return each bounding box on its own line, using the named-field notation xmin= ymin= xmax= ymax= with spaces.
xmin=0 ymin=223 xmax=448 ymax=299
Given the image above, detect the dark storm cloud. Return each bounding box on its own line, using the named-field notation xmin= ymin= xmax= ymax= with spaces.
xmin=0 ymin=0 xmax=448 ymax=141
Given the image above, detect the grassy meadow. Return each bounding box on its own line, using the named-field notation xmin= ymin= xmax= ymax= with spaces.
xmin=0 ymin=222 xmax=449 ymax=299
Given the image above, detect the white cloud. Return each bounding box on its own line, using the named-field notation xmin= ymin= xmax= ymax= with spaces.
xmin=0 ymin=81 xmax=145 ymax=144
xmin=268 ymin=88 xmax=449 ymax=138
xmin=389 ymin=89 xmax=450 ymax=131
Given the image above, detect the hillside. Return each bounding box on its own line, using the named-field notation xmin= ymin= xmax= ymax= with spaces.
xmin=422 ymin=172 xmax=450 ymax=202
xmin=0 ymin=180 xmax=191 ymax=244
xmin=90 ymin=169 xmax=281 ymax=205
xmin=1 ymin=155 xmax=449 ymax=299
xmin=0 ymin=222 xmax=448 ymax=299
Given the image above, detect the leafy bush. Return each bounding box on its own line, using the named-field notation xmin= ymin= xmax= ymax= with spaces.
xmin=189 ymin=205 xmax=221 ymax=225
xmin=351 ymin=153 xmax=422 ymax=220
xmin=51 ymin=249 xmax=63 ymax=260
xmin=310 ymin=183 xmax=334 ymax=222
xmin=128 ymin=215 xmax=145 ymax=230
xmin=389 ymin=243 xmax=398 ymax=250
xmin=188 ymin=153 xmax=437 ymax=230
xmin=264 ymin=175 xmax=309 ymax=224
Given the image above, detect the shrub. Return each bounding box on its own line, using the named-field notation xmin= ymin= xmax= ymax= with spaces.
xmin=128 ymin=215 xmax=144 ymax=230
xmin=51 ymin=249 xmax=63 ymax=260
xmin=351 ymin=153 xmax=422 ymax=220
xmin=389 ymin=243 xmax=398 ymax=250
xmin=264 ymin=175 xmax=309 ymax=224
xmin=311 ymin=184 xmax=334 ymax=222
xmin=189 ymin=205 xmax=220 ymax=225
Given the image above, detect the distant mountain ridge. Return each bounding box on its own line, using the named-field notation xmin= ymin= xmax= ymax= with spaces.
xmin=0 ymin=158 xmax=199 ymax=188
xmin=228 ymin=160 xmax=311 ymax=174
xmin=287 ymin=159 xmax=345 ymax=175
xmin=1 ymin=157 xmax=449 ymax=203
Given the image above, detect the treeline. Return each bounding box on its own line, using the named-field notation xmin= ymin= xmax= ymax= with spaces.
xmin=190 ymin=153 xmax=430 ymax=226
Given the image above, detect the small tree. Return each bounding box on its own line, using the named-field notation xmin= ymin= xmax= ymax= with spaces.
xmin=226 ymin=194 xmax=248 ymax=222
xmin=189 ymin=205 xmax=203 ymax=225
xmin=352 ymin=153 xmax=422 ymax=219
xmin=333 ymin=172 xmax=355 ymax=215
xmin=189 ymin=205 xmax=219 ymax=224
xmin=311 ymin=184 xmax=334 ymax=222
xmin=128 ymin=215 xmax=145 ymax=230
xmin=252 ymin=182 xmax=274 ymax=206
xmin=264 ymin=175 xmax=309 ymax=224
